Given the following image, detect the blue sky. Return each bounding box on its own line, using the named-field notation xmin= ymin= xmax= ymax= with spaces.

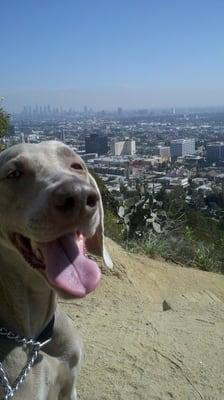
xmin=1 ymin=0 xmax=224 ymax=111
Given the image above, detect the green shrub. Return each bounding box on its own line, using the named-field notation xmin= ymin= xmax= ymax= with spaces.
xmin=104 ymin=210 xmax=123 ymax=242
xmin=193 ymin=243 xmax=217 ymax=272
xmin=125 ymin=233 xmax=170 ymax=259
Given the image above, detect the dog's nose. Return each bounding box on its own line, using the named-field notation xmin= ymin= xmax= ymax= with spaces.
xmin=52 ymin=181 xmax=99 ymax=215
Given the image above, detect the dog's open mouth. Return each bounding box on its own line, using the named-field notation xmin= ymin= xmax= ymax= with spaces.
xmin=11 ymin=232 xmax=101 ymax=298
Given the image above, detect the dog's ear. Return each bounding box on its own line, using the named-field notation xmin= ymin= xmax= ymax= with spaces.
xmin=85 ymin=173 xmax=113 ymax=269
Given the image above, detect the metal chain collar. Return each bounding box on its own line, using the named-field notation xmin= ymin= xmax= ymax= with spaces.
xmin=0 ymin=327 xmax=51 ymax=400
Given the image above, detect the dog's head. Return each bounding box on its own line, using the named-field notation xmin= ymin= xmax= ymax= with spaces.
xmin=0 ymin=140 xmax=112 ymax=298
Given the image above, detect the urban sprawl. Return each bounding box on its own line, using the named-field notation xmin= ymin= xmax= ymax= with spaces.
xmin=6 ymin=107 xmax=224 ymax=208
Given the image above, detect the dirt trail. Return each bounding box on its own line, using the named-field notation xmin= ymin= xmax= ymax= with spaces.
xmin=60 ymin=239 xmax=224 ymax=400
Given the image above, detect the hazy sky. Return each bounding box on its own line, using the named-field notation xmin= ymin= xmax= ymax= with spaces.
xmin=1 ymin=0 xmax=224 ymax=111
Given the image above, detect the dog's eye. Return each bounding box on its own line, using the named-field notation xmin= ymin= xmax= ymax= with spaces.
xmin=71 ymin=163 xmax=83 ymax=170
xmin=6 ymin=170 xmax=23 ymax=179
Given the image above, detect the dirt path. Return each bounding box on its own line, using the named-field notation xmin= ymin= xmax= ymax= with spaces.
xmin=60 ymin=239 xmax=224 ymax=400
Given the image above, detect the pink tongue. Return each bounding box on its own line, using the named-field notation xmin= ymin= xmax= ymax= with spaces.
xmin=38 ymin=234 xmax=101 ymax=297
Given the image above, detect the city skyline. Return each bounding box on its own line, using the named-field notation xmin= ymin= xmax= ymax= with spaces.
xmin=14 ymin=102 xmax=224 ymax=117
xmin=1 ymin=0 xmax=224 ymax=111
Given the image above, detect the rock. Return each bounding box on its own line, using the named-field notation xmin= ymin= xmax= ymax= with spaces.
xmin=162 ymin=300 xmax=172 ymax=311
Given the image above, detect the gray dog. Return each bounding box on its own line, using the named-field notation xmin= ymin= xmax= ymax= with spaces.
xmin=0 ymin=141 xmax=112 ymax=400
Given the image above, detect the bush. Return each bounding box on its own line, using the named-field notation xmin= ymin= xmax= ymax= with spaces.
xmin=193 ymin=243 xmax=217 ymax=272
xmin=104 ymin=210 xmax=123 ymax=242
xmin=125 ymin=233 xmax=170 ymax=259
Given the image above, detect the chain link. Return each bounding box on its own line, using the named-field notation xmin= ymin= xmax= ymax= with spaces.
xmin=0 ymin=328 xmax=41 ymax=400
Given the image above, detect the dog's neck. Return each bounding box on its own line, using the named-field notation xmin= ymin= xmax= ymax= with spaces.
xmin=0 ymin=245 xmax=56 ymax=338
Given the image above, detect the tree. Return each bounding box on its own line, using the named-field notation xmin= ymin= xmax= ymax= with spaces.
xmin=0 ymin=108 xmax=10 ymax=137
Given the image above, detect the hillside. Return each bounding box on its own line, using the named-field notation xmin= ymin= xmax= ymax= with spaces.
xmin=60 ymin=239 xmax=224 ymax=400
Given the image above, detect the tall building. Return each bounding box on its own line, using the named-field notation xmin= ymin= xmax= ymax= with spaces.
xmin=112 ymin=141 xmax=124 ymax=156
xmin=159 ymin=146 xmax=171 ymax=162
xmin=85 ymin=134 xmax=108 ymax=155
xmin=20 ymin=133 xmax=25 ymax=143
xmin=23 ymin=106 xmax=28 ymax=115
xmin=84 ymin=106 xmax=88 ymax=116
xmin=59 ymin=130 xmax=66 ymax=143
xmin=111 ymin=139 xmax=136 ymax=156
xmin=117 ymin=107 xmax=123 ymax=117
xmin=207 ymin=142 xmax=224 ymax=162
xmin=125 ymin=139 xmax=136 ymax=155
xmin=35 ymin=104 xmax=39 ymax=115
xmin=170 ymin=139 xmax=195 ymax=159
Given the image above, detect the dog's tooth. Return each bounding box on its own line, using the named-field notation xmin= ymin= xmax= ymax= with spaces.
xmin=31 ymin=239 xmax=37 ymax=251
xmin=36 ymin=248 xmax=43 ymax=261
xmin=31 ymin=240 xmax=43 ymax=261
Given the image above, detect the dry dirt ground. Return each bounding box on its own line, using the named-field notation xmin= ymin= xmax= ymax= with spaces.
xmin=60 ymin=239 xmax=224 ymax=400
